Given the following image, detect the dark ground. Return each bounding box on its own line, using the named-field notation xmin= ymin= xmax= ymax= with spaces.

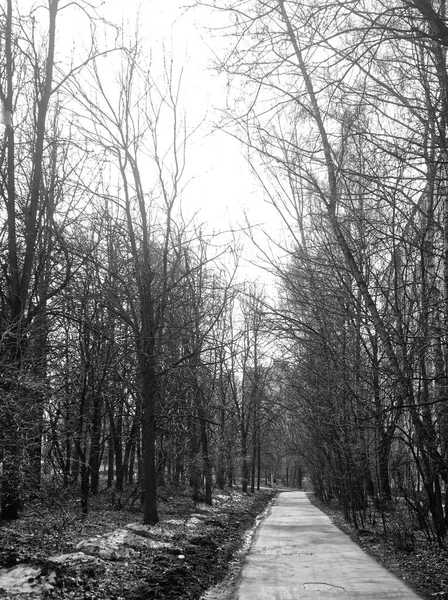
xmin=4 ymin=486 xmax=446 ymax=600
xmin=310 ymin=494 xmax=448 ymax=600
xmin=0 ymin=485 xmax=275 ymax=599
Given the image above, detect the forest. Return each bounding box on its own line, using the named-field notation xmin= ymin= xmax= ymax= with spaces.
xmin=1 ymin=0 xmax=448 ymax=560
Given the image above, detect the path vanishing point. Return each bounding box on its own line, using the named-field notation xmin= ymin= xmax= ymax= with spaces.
xmin=235 ymin=491 xmax=422 ymax=599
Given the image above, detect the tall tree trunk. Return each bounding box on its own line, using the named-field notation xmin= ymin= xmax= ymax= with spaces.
xmin=241 ymin=429 xmax=249 ymax=494
xmin=189 ymin=414 xmax=201 ymax=503
xmin=250 ymin=410 xmax=257 ymax=494
xmin=141 ymin=354 xmax=158 ymax=524
xmin=216 ymin=396 xmax=227 ymax=490
xmin=90 ymin=394 xmax=103 ymax=495
xmin=107 ymin=436 xmax=114 ymax=488
xmin=199 ymin=407 xmax=213 ymax=505
xmin=1 ymin=0 xmax=59 ymax=520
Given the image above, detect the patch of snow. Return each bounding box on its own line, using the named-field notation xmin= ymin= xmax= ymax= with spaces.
xmin=48 ymin=551 xmax=98 ymax=564
xmin=186 ymin=516 xmax=204 ymax=528
xmin=76 ymin=527 xmax=172 ymax=560
xmin=0 ymin=565 xmax=56 ymax=597
xmin=162 ymin=518 xmax=184 ymax=526
xmin=125 ymin=523 xmax=154 ymax=537
xmin=143 ymin=522 xmax=180 ymax=537
xmin=195 ymin=503 xmax=216 ymax=511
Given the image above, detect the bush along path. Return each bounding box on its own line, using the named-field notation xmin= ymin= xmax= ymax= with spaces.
xmin=0 ymin=487 xmax=276 ymax=599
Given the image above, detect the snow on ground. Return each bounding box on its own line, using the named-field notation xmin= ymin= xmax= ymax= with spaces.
xmin=0 ymin=565 xmax=56 ymax=597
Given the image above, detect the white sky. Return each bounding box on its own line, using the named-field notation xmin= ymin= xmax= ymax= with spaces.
xmin=25 ymin=0 xmax=283 ymax=283
xmin=100 ymin=0 xmax=283 ymax=282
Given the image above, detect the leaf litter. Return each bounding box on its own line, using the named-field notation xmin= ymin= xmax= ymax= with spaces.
xmin=0 ymin=487 xmax=275 ymax=599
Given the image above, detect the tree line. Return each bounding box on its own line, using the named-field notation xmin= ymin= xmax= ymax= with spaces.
xmin=202 ymin=0 xmax=448 ymax=545
xmin=0 ymin=1 xmax=294 ymax=525
xmin=4 ymin=0 xmax=448 ymax=549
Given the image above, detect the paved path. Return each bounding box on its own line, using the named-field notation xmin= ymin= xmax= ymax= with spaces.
xmin=236 ymin=491 xmax=422 ymax=599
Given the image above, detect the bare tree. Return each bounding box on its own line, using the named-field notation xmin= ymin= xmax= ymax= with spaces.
xmin=69 ymin=33 xmax=196 ymax=522
xmin=0 ymin=0 xmax=98 ymax=518
xmin=199 ymin=0 xmax=448 ymax=540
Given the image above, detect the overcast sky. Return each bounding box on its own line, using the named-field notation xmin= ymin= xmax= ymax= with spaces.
xmin=51 ymin=0 xmax=281 ymax=283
